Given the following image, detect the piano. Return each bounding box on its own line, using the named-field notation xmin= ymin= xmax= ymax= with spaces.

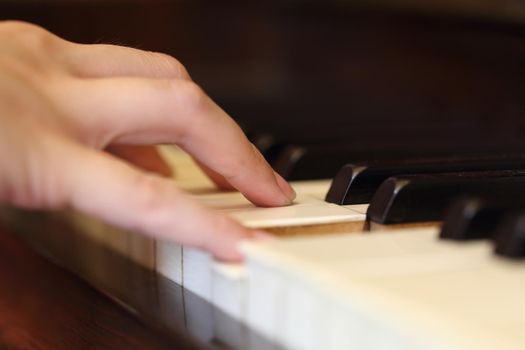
xmin=2 ymin=1 xmax=525 ymax=349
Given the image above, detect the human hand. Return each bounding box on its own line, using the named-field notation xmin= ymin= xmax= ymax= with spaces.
xmin=105 ymin=144 xmax=173 ymax=178
xmin=0 ymin=21 xmax=295 ymax=261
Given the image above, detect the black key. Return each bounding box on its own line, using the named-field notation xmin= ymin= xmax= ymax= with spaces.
xmin=439 ymin=197 xmax=525 ymax=241
xmin=494 ymin=212 xmax=525 ymax=259
xmin=272 ymin=143 xmax=525 ymax=181
xmin=326 ymin=155 xmax=525 ymax=205
xmin=271 ymin=144 xmax=423 ymax=181
xmin=367 ymin=170 xmax=525 ymax=224
xmin=250 ymin=133 xmax=289 ymax=165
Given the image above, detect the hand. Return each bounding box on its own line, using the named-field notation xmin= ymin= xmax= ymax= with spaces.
xmin=0 ymin=21 xmax=295 ymax=261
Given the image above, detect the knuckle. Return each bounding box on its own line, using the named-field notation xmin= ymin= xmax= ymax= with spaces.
xmin=198 ymin=214 xmax=233 ymax=249
xmin=0 ymin=21 xmax=65 ymax=78
xmin=1 ymin=21 xmax=58 ymax=51
xmin=169 ymin=81 xmax=210 ymax=141
xmin=6 ymin=133 xmax=71 ymax=210
xmin=150 ymin=52 xmax=190 ymax=80
xmin=132 ymin=174 xmax=165 ymax=211
xmin=175 ymin=80 xmax=207 ymax=111
xmin=1 ymin=20 xmax=41 ymax=33
xmin=129 ymin=174 xmax=172 ymax=232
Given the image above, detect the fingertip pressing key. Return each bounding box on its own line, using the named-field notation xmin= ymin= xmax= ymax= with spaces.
xmin=274 ymin=171 xmax=296 ymax=204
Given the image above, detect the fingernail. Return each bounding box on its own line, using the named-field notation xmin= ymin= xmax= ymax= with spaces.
xmin=274 ymin=172 xmax=296 ymax=204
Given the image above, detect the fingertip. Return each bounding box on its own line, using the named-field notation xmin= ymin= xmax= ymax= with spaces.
xmin=216 ymin=230 xmax=275 ymax=262
xmin=274 ymin=171 xmax=296 ymax=204
xmin=214 ymin=239 xmax=246 ymax=262
xmin=205 ymin=216 xmax=251 ymax=262
xmin=215 ymin=247 xmax=245 ymax=263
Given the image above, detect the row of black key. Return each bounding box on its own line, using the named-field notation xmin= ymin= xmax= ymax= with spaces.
xmin=440 ymin=197 xmax=525 ymax=258
xmin=325 ymin=155 xmax=525 ymax=205
xmin=322 ymin=156 xmax=525 ymax=259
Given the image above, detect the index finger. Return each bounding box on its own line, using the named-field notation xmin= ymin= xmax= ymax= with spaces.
xmin=55 ymin=77 xmax=296 ymax=207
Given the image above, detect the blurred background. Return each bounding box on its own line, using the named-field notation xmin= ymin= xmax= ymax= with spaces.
xmin=2 ymin=0 xmax=525 ymax=179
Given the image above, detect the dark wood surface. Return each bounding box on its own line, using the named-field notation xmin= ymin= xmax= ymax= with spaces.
xmin=0 ymin=222 xmax=197 ymax=350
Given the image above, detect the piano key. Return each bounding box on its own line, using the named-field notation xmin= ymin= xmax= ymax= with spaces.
xmin=325 ymin=154 xmax=525 ymax=205
xmin=272 ymin=143 xmax=417 ymax=181
xmin=44 ymin=144 xmax=525 ymax=349
xmin=155 ymin=277 xmax=186 ymax=337
xmin=329 ymin=260 xmax=525 ymax=350
xmin=288 ymin=179 xmax=333 ymax=201
xmin=157 ymin=242 xmax=183 ymax=285
xmin=241 ymin=228 xmax=494 ymax=350
xmin=439 ymin=197 xmax=525 ymax=241
xmin=176 ymin=186 xmax=368 ymax=304
xmin=367 ymin=170 xmax=525 ymax=224
xmin=65 ymin=144 xmax=371 ymax=315
xmin=243 ymin=221 xmax=525 ymax=349
xmin=63 ymin=210 xmax=157 ymax=269
xmin=183 ymin=283 xmax=215 ymax=343
xmin=494 ymin=212 xmax=525 ymax=259
xmin=249 ymin=133 xmax=290 ymax=166
xmin=315 ymin=248 xmax=499 ymax=350
xmin=271 ymin=143 xmax=521 ymax=181
xmin=193 ymin=189 xmax=366 ymax=235
xmin=157 ymin=182 xmax=368 ymax=310
xmin=242 ymin=227 xmax=442 ymax=346
xmin=181 ymin=248 xmax=214 ymax=302
xmin=157 ymin=145 xmax=217 ymax=193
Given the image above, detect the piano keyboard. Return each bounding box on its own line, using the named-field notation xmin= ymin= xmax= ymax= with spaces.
xmin=5 ymin=144 xmax=525 ymax=350
xmin=242 ymin=228 xmax=525 ymax=350
xmin=0 ymin=5 xmax=524 ymax=349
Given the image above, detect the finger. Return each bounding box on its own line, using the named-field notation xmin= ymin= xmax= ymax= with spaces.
xmin=193 ymin=157 xmax=235 ymax=191
xmin=56 ymin=77 xmax=296 ymax=207
xmin=63 ymin=43 xmax=190 ymax=80
xmin=106 ymin=144 xmax=172 ymax=177
xmin=65 ymin=144 xmax=252 ymax=261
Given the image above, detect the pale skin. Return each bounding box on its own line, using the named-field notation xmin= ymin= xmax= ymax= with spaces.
xmin=0 ymin=21 xmax=296 ymax=261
